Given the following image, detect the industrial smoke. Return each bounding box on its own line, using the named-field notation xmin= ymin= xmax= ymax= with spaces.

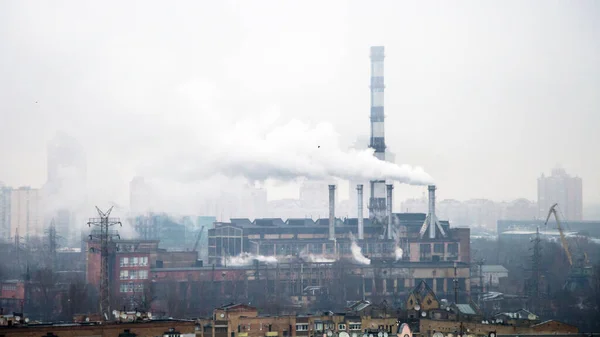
xmin=395 ymin=247 xmax=403 ymax=261
xmin=351 ymin=241 xmax=371 ymax=265
xmin=349 ymin=233 xmax=370 ymax=265
xmin=299 ymin=249 xmax=336 ymax=263
xmin=146 ymin=105 xmax=433 ymax=186
xmin=225 ymin=252 xmax=278 ymax=266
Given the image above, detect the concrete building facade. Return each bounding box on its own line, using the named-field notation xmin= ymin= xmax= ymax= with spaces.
xmin=538 ymin=168 xmax=583 ymax=221
xmin=9 ymin=187 xmax=42 ymax=240
xmin=0 ymin=183 xmax=11 ymax=241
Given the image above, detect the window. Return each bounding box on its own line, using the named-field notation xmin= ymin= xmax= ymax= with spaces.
xmin=120 ymin=270 xmax=129 ymax=280
xmin=295 ymin=324 xmax=308 ymax=331
xmin=141 ymin=256 xmax=148 ymax=266
xmin=133 ymin=257 xmax=139 ymax=266
xmin=338 ymin=324 xmax=346 ymax=331
xmin=139 ymin=270 xmax=148 ymax=280
xmin=314 ymin=323 xmax=323 ymax=331
xmin=349 ymin=324 xmax=361 ymax=331
xmin=2 ymin=284 xmax=16 ymax=291
xmin=434 ymin=243 xmax=445 ymax=254
xmin=121 ymin=257 xmax=129 ymax=267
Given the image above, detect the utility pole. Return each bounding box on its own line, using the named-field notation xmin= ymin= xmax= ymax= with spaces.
xmin=453 ymin=262 xmax=459 ymax=321
xmin=46 ymin=219 xmax=58 ymax=270
xmin=476 ymin=259 xmax=485 ymax=308
xmin=88 ymin=206 xmax=121 ymax=321
xmin=528 ymin=226 xmax=542 ymax=312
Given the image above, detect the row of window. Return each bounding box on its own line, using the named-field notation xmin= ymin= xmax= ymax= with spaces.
xmin=119 ymin=283 xmax=145 ymax=293
xmin=1 ymin=284 xmax=17 ymax=291
xmin=120 ymin=256 xmax=149 ymax=267
xmin=120 ymin=269 xmax=148 ymax=280
xmin=294 ymin=324 xmax=361 ymax=332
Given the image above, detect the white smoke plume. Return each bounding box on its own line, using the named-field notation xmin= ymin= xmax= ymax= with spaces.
xmin=351 ymin=241 xmax=371 ymax=265
xmin=348 ymin=233 xmax=370 ymax=265
xmin=299 ymin=248 xmax=336 ymax=263
xmin=392 ymin=227 xmax=404 ymax=261
xmin=395 ymin=247 xmax=404 ymax=261
xmin=141 ymin=86 xmax=434 ymax=186
xmin=225 ymin=252 xmax=278 ymax=266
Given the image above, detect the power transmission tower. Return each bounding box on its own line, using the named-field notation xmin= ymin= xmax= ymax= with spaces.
xmin=45 ymin=219 xmax=59 ymax=270
xmin=14 ymin=227 xmax=24 ymax=275
xmin=88 ymin=206 xmax=121 ymax=321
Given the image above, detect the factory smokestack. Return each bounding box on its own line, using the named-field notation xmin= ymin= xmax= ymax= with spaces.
xmin=357 ymin=184 xmax=364 ymax=240
xmin=329 ymin=184 xmax=336 ymax=240
xmin=428 ymin=185 xmax=436 ymax=239
xmin=386 ymin=184 xmax=393 ymax=240
xmin=419 ymin=184 xmax=446 ymax=239
xmin=368 ymin=46 xmax=387 ymax=222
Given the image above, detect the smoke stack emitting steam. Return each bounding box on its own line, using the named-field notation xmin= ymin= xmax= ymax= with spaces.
xmin=328 ymin=184 xmax=335 ymax=240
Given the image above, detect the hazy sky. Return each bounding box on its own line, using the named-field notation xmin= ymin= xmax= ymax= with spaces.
xmin=1 ymin=0 xmax=599 ymax=206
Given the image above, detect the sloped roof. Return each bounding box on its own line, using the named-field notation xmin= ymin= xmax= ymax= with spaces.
xmin=286 ymin=218 xmax=315 ymax=226
xmin=410 ymin=280 xmax=438 ymax=304
xmin=456 ymin=304 xmax=477 ymax=315
xmin=230 ymin=218 xmax=252 ymax=226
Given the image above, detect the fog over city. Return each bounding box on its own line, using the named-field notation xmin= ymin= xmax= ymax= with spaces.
xmin=1 ymin=1 xmax=600 ymax=332
xmin=1 ymin=0 xmax=598 ymax=215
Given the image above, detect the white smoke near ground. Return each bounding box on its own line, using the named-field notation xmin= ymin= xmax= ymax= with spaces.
xmin=225 ymin=252 xmax=279 ymax=266
xmin=395 ymin=247 xmax=404 ymax=261
xmin=348 ymin=233 xmax=370 ymax=265
xmin=299 ymin=248 xmax=336 ymax=263
xmin=351 ymin=241 xmax=371 ymax=265
xmin=392 ymin=227 xmax=404 ymax=261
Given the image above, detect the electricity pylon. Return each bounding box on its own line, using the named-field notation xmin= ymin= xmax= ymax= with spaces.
xmin=88 ymin=206 xmax=121 ymax=321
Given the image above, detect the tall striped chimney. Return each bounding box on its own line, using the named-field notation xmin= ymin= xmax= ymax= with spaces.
xmin=368 ymin=46 xmax=387 ymax=222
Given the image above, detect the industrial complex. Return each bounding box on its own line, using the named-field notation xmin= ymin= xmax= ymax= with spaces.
xmin=1 ymin=46 xmax=598 ymax=336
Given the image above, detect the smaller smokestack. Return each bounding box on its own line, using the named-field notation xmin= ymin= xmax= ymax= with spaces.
xmin=428 ymin=185 xmax=436 ymax=239
xmin=357 ymin=184 xmax=364 ymax=240
xmin=386 ymin=184 xmax=393 ymax=240
xmin=329 ymin=185 xmax=336 ymax=240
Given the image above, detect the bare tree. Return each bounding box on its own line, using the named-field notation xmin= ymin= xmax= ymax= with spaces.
xmin=29 ymin=268 xmax=58 ymax=321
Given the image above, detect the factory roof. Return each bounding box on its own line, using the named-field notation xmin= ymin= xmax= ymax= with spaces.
xmin=482 ymin=265 xmax=509 ymax=273
xmin=214 ymin=213 xmax=449 ymax=229
xmin=151 ymin=260 xmax=470 ymax=272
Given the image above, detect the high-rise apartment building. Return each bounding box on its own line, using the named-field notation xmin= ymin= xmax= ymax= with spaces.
xmin=10 ymin=186 xmax=42 ymax=240
xmin=44 ymin=132 xmax=87 ymax=247
xmin=0 ymin=183 xmax=11 ymax=241
xmin=538 ymin=168 xmax=583 ymax=221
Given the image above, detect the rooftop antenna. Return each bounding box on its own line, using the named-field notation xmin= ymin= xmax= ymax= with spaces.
xmin=88 ymin=206 xmax=122 ymax=321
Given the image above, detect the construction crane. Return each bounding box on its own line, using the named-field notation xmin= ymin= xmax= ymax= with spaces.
xmin=544 ymin=203 xmax=591 ymax=291
xmin=544 ymin=203 xmax=573 ymax=266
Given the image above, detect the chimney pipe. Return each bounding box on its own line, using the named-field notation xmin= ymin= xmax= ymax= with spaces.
xmin=386 ymin=184 xmax=393 ymax=240
xmin=357 ymin=184 xmax=364 ymax=240
xmin=329 ymin=185 xmax=336 ymax=240
xmin=428 ymin=185 xmax=436 ymax=239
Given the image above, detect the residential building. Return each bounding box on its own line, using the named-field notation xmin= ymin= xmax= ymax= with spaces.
xmin=538 ymin=168 xmax=583 ymax=221
xmin=0 ymin=183 xmax=11 ymax=241
xmin=9 ymin=187 xmax=42 ymax=240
